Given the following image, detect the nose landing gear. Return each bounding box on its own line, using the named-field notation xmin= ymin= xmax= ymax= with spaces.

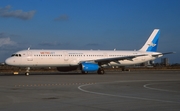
xmin=25 ymin=67 xmax=30 ymax=76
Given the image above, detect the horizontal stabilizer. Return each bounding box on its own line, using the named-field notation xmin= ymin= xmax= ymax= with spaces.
xmin=152 ymin=52 xmax=175 ymax=57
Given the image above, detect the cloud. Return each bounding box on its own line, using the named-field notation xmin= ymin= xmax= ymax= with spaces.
xmin=86 ymin=43 xmax=100 ymax=46
xmin=0 ymin=5 xmax=36 ymax=20
xmin=38 ymin=41 xmax=73 ymax=49
xmin=0 ymin=37 xmax=16 ymax=47
xmin=0 ymin=32 xmax=17 ymax=47
xmin=0 ymin=32 xmax=7 ymax=38
xmin=83 ymin=43 xmax=102 ymax=49
xmin=54 ymin=14 xmax=69 ymax=21
xmin=39 ymin=41 xmax=61 ymax=46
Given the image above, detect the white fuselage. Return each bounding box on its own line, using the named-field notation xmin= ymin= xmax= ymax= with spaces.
xmin=5 ymin=49 xmax=162 ymax=67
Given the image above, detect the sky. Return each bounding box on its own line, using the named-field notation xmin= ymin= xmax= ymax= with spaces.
xmin=0 ymin=0 xmax=180 ymax=63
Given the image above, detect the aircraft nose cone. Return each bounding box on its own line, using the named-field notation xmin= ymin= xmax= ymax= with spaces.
xmin=5 ymin=58 xmax=13 ymax=65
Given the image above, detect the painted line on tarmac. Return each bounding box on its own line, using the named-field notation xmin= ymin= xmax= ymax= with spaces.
xmin=14 ymin=82 xmax=96 ymax=88
xmin=78 ymin=80 xmax=180 ymax=104
xmin=144 ymin=82 xmax=180 ymax=93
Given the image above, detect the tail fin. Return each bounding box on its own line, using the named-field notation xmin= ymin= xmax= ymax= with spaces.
xmin=139 ymin=29 xmax=160 ymax=52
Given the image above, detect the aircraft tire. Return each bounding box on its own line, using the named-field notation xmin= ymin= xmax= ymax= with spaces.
xmin=25 ymin=72 xmax=29 ymax=76
xmin=81 ymin=71 xmax=88 ymax=74
xmin=98 ymin=68 xmax=104 ymax=74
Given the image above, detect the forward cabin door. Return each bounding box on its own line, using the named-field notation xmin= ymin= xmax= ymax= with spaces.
xmin=27 ymin=51 xmax=33 ymax=61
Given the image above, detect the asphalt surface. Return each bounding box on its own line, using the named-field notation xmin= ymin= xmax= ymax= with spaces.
xmin=0 ymin=71 xmax=180 ymax=111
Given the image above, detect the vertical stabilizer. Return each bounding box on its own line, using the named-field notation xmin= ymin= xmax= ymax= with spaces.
xmin=139 ymin=29 xmax=160 ymax=52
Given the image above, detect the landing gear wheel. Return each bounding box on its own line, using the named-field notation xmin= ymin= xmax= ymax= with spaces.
xmin=82 ymin=71 xmax=85 ymax=74
xmin=81 ymin=71 xmax=88 ymax=74
xmin=98 ymin=68 xmax=105 ymax=74
xmin=25 ymin=72 xmax=29 ymax=76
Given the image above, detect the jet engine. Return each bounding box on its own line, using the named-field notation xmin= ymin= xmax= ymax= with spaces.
xmin=81 ymin=62 xmax=99 ymax=72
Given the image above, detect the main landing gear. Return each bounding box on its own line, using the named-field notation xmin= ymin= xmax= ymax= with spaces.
xmin=98 ymin=68 xmax=105 ymax=74
xmin=121 ymin=66 xmax=130 ymax=71
xmin=81 ymin=71 xmax=88 ymax=74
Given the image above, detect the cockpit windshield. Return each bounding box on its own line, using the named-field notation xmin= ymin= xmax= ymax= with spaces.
xmin=11 ymin=54 xmax=22 ymax=57
xmin=11 ymin=54 xmax=15 ymax=57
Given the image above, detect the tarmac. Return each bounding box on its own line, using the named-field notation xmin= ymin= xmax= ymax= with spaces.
xmin=0 ymin=71 xmax=180 ymax=111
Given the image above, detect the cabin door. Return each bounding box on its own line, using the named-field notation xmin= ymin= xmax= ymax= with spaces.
xmin=63 ymin=51 xmax=69 ymax=61
xmin=27 ymin=51 xmax=33 ymax=61
xmin=103 ymin=53 xmax=108 ymax=57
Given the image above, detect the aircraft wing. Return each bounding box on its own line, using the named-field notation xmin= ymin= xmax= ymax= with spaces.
xmin=93 ymin=54 xmax=147 ymax=64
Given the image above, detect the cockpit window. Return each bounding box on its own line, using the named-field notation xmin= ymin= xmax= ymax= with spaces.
xmin=11 ymin=54 xmax=15 ymax=57
xmin=11 ymin=54 xmax=22 ymax=57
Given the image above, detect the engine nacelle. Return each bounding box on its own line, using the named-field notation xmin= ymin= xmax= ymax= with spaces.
xmin=81 ymin=62 xmax=99 ymax=72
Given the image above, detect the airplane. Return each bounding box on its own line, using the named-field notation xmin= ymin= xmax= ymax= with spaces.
xmin=5 ymin=29 xmax=173 ymax=75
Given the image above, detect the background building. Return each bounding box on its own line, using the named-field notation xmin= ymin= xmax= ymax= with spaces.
xmin=161 ymin=58 xmax=169 ymax=66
